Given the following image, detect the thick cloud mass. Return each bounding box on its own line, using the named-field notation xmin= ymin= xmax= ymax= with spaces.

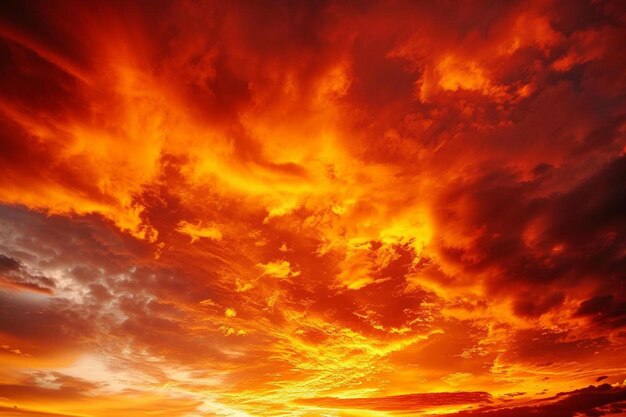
xmin=0 ymin=0 xmax=625 ymax=416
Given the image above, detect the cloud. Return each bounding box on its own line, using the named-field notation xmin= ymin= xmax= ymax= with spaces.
xmin=296 ymin=391 xmax=492 ymax=411
xmin=0 ymin=1 xmax=624 ymax=416
xmin=256 ymin=260 xmax=300 ymax=279
xmin=444 ymin=384 xmax=626 ymax=417
xmin=575 ymin=295 xmax=626 ymax=329
xmin=0 ymin=253 xmax=55 ymax=294
xmin=0 ymin=406 xmax=80 ymax=417
xmin=175 ymin=220 xmax=222 ymax=243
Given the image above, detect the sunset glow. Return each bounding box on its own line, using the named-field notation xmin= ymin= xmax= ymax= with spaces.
xmin=0 ymin=1 xmax=625 ymax=416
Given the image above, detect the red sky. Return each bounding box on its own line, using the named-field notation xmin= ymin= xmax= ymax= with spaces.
xmin=0 ymin=1 xmax=625 ymax=416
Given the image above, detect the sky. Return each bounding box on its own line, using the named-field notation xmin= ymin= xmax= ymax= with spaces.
xmin=0 ymin=0 xmax=625 ymax=416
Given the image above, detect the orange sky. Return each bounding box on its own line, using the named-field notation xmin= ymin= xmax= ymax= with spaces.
xmin=0 ymin=1 xmax=625 ymax=416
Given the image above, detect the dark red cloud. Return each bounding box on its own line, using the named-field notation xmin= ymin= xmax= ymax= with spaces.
xmin=444 ymin=384 xmax=626 ymax=417
xmin=0 ymin=406 xmax=78 ymax=417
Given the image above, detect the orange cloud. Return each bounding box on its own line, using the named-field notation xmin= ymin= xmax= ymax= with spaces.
xmin=257 ymin=260 xmax=300 ymax=279
xmin=0 ymin=1 xmax=625 ymax=416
